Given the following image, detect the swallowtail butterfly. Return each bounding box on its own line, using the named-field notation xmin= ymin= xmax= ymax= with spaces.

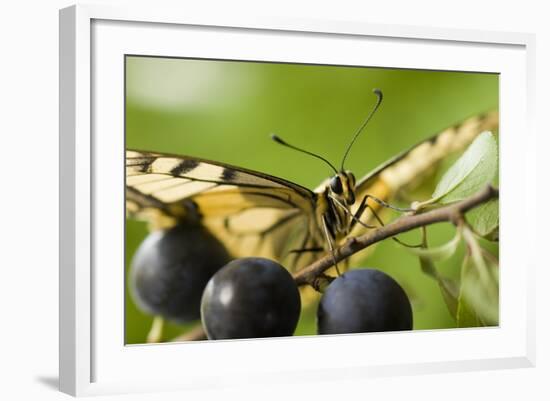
xmin=126 ymin=90 xmax=498 ymax=272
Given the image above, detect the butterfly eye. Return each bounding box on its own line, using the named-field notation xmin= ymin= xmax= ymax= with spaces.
xmin=329 ymin=176 xmax=343 ymax=194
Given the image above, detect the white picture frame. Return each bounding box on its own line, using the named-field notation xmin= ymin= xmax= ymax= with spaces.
xmin=59 ymin=4 xmax=536 ymax=397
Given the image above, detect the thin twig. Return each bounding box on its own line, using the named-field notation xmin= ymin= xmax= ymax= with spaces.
xmin=293 ymin=185 xmax=499 ymax=286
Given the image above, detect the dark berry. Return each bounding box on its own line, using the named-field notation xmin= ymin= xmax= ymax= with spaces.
xmin=200 ymin=257 xmax=301 ymax=339
xmin=129 ymin=222 xmax=231 ymax=323
xmin=317 ymin=268 xmax=413 ymax=334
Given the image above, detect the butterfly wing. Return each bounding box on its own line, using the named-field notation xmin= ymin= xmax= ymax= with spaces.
xmin=348 ymin=110 xmax=499 ymax=242
xmin=126 ymin=150 xmax=321 ymax=269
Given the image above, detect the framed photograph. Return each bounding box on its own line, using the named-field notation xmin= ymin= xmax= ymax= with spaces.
xmin=59 ymin=4 xmax=535 ymax=396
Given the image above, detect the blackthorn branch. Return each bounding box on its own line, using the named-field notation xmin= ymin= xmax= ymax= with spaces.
xmin=293 ymin=185 xmax=499 ymax=287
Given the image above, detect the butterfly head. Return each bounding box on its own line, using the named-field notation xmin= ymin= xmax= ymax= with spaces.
xmin=329 ymin=171 xmax=356 ymax=206
xmin=271 ymin=88 xmax=382 ymax=208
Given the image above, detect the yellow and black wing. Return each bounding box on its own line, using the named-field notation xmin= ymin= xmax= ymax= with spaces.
xmin=347 ymin=110 xmax=499 ymax=239
xmin=126 ymin=150 xmax=321 ymax=269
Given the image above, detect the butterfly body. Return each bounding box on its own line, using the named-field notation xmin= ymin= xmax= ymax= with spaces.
xmin=126 ymin=110 xmax=498 ymax=271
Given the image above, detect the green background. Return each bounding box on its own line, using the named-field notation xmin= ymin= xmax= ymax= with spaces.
xmin=125 ymin=56 xmax=499 ymax=344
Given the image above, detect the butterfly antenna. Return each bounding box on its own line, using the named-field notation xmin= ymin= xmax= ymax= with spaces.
xmin=271 ymin=134 xmax=338 ymax=175
xmin=340 ymin=88 xmax=383 ymax=171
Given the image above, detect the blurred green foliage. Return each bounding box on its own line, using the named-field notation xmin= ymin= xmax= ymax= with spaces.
xmin=125 ymin=56 xmax=498 ymax=344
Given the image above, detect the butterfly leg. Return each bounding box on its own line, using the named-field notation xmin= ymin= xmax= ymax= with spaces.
xmin=349 ymin=194 xmax=374 ymax=231
xmin=357 ymin=197 xmax=422 ymax=248
xmin=350 ymin=193 xmax=404 ymax=230
xmin=361 ymin=194 xmax=414 ymax=213
xmin=328 ymin=194 xmax=377 ymax=231
xmin=321 ymin=215 xmax=341 ymax=276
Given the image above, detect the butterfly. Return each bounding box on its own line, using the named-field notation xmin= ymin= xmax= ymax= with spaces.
xmin=126 ymin=90 xmax=498 ymax=274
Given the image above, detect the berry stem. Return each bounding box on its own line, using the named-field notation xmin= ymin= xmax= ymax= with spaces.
xmin=170 ymin=324 xmax=207 ymax=342
xmin=146 ymin=316 xmax=164 ymax=343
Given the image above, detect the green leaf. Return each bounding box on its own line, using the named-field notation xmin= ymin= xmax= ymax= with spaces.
xmin=456 ymin=227 xmax=499 ymax=327
xmin=456 ymin=256 xmax=482 ymax=327
xmin=418 ymin=255 xmax=459 ymax=320
xmin=430 ymin=131 xmax=498 ymax=204
xmin=418 ymin=248 xmax=437 ymax=278
xmin=466 ymin=198 xmax=499 ymax=240
xmin=416 ymin=227 xmax=459 ymax=320
xmin=456 ymin=295 xmax=481 ymax=327
xmin=438 ymin=277 xmax=459 ymax=318
xmin=462 ymin=256 xmax=499 ymax=326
